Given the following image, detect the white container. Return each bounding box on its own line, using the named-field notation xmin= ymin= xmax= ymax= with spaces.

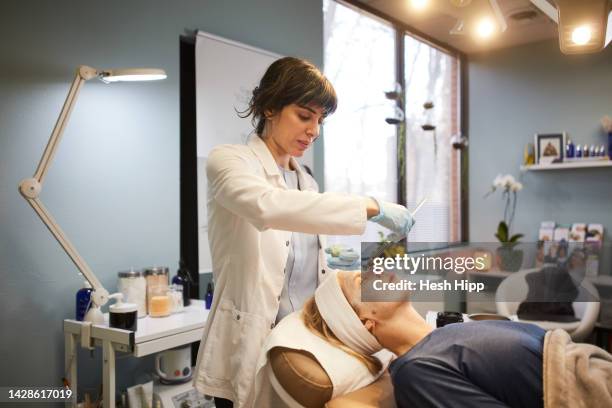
xmin=168 ymin=284 xmax=184 ymax=314
xmin=118 ymin=269 xmax=147 ymax=318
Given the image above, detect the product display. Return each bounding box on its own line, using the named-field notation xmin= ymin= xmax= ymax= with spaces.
xmin=565 ymin=139 xmax=607 ymax=160
xmin=118 ymin=269 xmax=147 ymax=318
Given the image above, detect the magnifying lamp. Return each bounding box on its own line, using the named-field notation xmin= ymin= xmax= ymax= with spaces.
xmin=18 ymin=65 xmax=166 ymax=323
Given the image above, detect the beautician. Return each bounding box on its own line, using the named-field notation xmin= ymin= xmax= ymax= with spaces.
xmin=193 ymin=57 xmax=415 ymax=408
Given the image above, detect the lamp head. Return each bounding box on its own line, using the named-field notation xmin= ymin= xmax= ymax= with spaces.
xmin=99 ymin=68 xmax=167 ymax=83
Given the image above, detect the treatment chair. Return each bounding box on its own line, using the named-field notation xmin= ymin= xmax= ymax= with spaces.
xmin=495 ymin=268 xmax=600 ymax=341
xmin=268 ymin=346 xmax=396 ymax=408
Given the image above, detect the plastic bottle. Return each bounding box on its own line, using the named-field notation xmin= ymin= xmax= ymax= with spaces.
xmin=75 ymin=275 xmax=93 ymax=321
xmin=205 ymin=283 xmax=214 ymax=310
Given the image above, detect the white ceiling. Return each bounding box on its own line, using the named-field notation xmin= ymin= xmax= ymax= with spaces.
xmin=353 ymin=0 xmax=559 ymax=54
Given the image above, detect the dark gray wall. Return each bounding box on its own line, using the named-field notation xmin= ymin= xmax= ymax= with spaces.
xmin=0 ymin=0 xmax=323 ymax=400
xmin=468 ymin=40 xmax=612 ymax=243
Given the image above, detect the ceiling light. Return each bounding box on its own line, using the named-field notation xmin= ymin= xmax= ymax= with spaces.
xmin=556 ymin=0 xmax=610 ymax=54
xmin=572 ymin=25 xmax=593 ymax=45
xmin=476 ymin=18 xmax=496 ymax=38
xmin=531 ymin=0 xmax=611 ymax=54
xmin=410 ymin=0 xmax=429 ymax=11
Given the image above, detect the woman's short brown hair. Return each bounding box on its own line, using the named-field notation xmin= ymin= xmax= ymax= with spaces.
xmin=239 ymin=57 xmax=338 ymax=136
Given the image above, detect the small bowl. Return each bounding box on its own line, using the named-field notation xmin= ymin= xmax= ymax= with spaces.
xmin=467 ymin=313 xmax=510 ymax=321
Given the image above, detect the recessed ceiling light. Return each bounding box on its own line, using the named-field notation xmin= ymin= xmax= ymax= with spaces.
xmin=410 ymin=0 xmax=428 ymax=11
xmin=572 ymin=25 xmax=593 ymax=45
xmin=476 ymin=18 xmax=496 ymax=38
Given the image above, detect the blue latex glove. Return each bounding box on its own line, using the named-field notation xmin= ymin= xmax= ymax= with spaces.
xmin=369 ymin=199 xmax=416 ymax=241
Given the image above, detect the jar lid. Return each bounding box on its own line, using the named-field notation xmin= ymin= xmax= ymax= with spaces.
xmin=144 ymin=266 xmax=169 ymax=276
xmin=109 ymin=301 xmax=138 ymax=313
xmin=118 ymin=269 xmax=143 ymax=278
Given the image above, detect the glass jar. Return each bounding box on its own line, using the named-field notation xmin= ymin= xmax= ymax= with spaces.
xmin=144 ymin=267 xmax=169 ymax=316
xmin=147 ymin=284 xmax=171 ymax=318
xmin=168 ymin=284 xmax=184 ymax=314
xmin=117 ymin=269 xmax=147 ymax=318
xmin=144 ymin=266 xmax=169 ymax=287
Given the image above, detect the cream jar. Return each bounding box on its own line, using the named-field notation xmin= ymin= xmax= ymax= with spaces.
xmin=117 ymin=269 xmax=147 ymax=318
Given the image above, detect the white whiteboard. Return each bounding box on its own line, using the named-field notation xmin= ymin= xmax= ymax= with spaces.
xmin=195 ymin=31 xmax=283 ymax=273
xmin=195 ymin=31 xmax=282 ymax=158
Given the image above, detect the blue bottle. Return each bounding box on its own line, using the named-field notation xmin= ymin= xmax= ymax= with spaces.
xmin=205 ymin=283 xmax=214 ymax=309
xmin=566 ymin=139 xmax=575 ymax=158
xmin=76 ymin=277 xmax=93 ymax=321
xmin=576 ymin=145 xmax=582 ymax=158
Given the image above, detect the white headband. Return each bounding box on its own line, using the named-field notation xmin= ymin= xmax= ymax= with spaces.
xmin=314 ymin=272 xmax=383 ymax=356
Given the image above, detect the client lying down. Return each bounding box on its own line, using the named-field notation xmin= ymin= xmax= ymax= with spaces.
xmin=302 ymin=270 xmax=612 ymax=408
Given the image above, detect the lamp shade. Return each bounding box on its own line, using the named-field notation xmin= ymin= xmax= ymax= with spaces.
xmin=101 ymin=68 xmax=167 ymax=83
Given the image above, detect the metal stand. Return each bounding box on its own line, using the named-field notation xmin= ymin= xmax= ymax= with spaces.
xmin=63 ymin=300 xmax=209 ymax=408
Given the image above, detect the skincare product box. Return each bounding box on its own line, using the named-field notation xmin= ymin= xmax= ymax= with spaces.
xmin=569 ymin=223 xmax=587 ymax=242
xmin=539 ymin=221 xmax=556 ymax=241
xmin=586 ymin=224 xmax=604 ymax=242
xmin=539 ymin=228 xmax=554 ymax=241
xmin=553 ymin=227 xmax=569 ymax=242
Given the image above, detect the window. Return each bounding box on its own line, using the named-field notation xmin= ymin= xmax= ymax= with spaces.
xmin=323 ymin=0 xmax=462 ymax=245
xmin=323 ymin=0 xmax=397 ymax=244
xmin=404 ymin=35 xmax=462 ymax=243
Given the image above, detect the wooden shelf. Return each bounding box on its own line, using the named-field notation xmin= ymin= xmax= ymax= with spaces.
xmin=521 ymin=159 xmax=612 ymax=171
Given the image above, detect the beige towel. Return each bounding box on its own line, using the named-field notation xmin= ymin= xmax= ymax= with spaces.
xmin=544 ymin=329 xmax=612 ymax=408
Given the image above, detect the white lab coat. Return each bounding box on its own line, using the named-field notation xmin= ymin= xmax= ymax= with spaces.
xmin=193 ymin=135 xmax=367 ymax=407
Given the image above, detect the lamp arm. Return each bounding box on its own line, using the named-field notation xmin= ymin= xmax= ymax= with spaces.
xmin=18 ymin=65 xmax=109 ymax=308
xmin=22 ymin=196 xmax=110 ymax=306
xmin=34 ymin=65 xmax=98 ymax=183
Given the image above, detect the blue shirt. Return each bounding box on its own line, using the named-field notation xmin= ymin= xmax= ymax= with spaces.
xmin=275 ymin=166 xmax=319 ymax=323
xmin=389 ymin=321 xmax=545 ymax=408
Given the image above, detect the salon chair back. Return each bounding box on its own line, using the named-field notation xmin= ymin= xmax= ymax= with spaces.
xmin=268 ymin=346 xmax=396 ymax=408
xmin=495 ymin=268 xmax=600 ymax=342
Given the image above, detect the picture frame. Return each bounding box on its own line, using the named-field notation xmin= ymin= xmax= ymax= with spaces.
xmin=535 ymin=133 xmax=566 ymax=164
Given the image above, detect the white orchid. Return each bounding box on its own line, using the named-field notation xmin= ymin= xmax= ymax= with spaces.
xmin=491 ymin=174 xmax=521 ymax=193
xmin=485 ymin=173 xmax=523 ymax=241
xmin=510 ymin=181 xmax=523 ymax=192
